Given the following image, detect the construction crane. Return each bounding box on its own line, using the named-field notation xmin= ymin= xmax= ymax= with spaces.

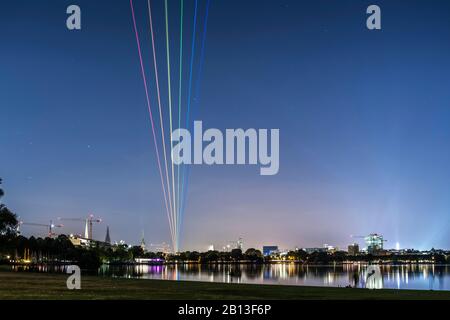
xmin=18 ymin=220 xmax=63 ymax=238
xmin=58 ymin=214 xmax=101 ymax=240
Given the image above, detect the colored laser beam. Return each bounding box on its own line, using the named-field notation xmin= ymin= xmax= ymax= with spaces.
xmin=147 ymin=0 xmax=175 ymax=243
xmin=176 ymin=0 xmax=184 ymax=251
xmin=164 ymin=0 xmax=178 ymax=252
xmin=180 ymin=0 xmax=211 ymax=228
xmin=178 ymin=0 xmax=198 ymax=242
xmin=185 ymin=0 xmax=198 ymax=129
xmin=130 ymin=0 xmax=175 ymax=247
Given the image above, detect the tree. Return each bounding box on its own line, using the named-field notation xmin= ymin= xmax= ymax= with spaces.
xmin=202 ymin=250 xmax=219 ymax=262
xmin=331 ymin=251 xmax=347 ymax=262
xmin=245 ymin=248 xmax=263 ymax=262
xmin=0 ymin=178 xmax=18 ymax=237
xmin=286 ymin=250 xmax=297 ymax=261
xmin=308 ymin=251 xmax=330 ymax=264
xmin=296 ymin=249 xmax=308 ymax=262
xmin=129 ymin=246 xmax=145 ymax=259
xmin=0 ymin=207 xmax=18 ymax=236
xmin=187 ymin=251 xmax=200 ymax=262
xmin=231 ymin=248 xmax=243 ymax=261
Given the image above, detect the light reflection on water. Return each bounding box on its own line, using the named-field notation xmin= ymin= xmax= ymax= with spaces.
xmin=97 ymin=264 xmax=450 ymax=291
xmin=11 ymin=264 xmax=449 ymax=291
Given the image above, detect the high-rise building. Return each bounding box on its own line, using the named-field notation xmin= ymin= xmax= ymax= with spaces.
xmin=237 ymin=238 xmax=244 ymax=250
xmin=365 ymin=234 xmax=384 ymax=253
xmin=104 ymin=226 xmax=111 ymax=244
xmin=304 ymin=247 xmax=327 ymax=254
xmin=348 ymin=243 xmax=359 ymax=255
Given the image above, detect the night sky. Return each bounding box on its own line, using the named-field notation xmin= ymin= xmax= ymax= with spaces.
xmin=2 ymin=0 xmax=450 ymax=251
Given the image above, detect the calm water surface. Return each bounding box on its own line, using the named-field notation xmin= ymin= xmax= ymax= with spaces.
xmin=12 ymin=263 xmax=450 ymax=291
xmin=97 ymin=264 xmax=450 ymax=291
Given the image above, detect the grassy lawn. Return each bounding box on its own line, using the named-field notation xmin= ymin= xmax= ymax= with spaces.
xmin=1 ymin=271 xmax=450 ymax=300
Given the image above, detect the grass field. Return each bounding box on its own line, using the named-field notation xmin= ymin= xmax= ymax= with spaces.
xmin=1 ymin=271 xmax=450 ymax=300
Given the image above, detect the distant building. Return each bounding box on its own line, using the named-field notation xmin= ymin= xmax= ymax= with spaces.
xmin=348 ymin=243 xmax=359 ymax=255
xmin=304 ymin=247 xmax=327 ymax=254
xmin=237 ymin=238 xmax=244 ymax=250
xmin=365 ymin=234 xmax=384 ymax=254
xmin=324 ymin=244 xmax=338 ymax=253
xmin=263 ymin=246 xmax=279 ymax=256
xmin=135 ymin=257 xmax=164 ymax=264
xmin=69 ymin=234 xmax=91 ymax=247
xmin=148 ymin=242 xmax=171 ymax=254
xmin=223 ymin=238 xmax=244 ymax=252
xmin=69 ymin=235 xmax=83 ymax=247
xmin=140 ymin=231 xmax=146 ymax=252
xmin=105 ymin=226 xmax=111 ymax=244
xmin=208 ymin=244 xmax=215 ymax=251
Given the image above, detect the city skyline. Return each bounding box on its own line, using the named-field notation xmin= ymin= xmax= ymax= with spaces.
xmin=2 ymin=0 xmax=450 ymax=251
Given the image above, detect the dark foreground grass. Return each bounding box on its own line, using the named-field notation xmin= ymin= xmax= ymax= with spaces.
xmin=1 ymin=271 xmax=450 ymax=300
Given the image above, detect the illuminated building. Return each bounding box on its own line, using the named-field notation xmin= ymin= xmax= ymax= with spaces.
xmin=304 ymin=247 xmax=327 ymax=254
xmin=237 ymin=238 xmax=244 ymax=250
xmin=365 ymin=234 xmax=385 ymax=253
xmin=324 ymin=244 xmax=338 ymax=253
xmin=140 ymin=231 xmax=146 ymax=252
xmin=263 ymin=246 xmax=279 ymax=256
xmin=348 ymin=243 xmax=359 ymax=255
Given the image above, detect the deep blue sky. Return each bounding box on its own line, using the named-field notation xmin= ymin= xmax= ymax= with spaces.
xmin=1 ymin=0 xmax=450 ymax=251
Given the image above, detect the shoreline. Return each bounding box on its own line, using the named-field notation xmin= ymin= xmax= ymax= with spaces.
xmin=5 ymin=261 xmax=450 ymax=267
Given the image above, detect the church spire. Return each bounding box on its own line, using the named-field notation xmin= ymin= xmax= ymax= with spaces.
xmin=140 ymin=230 xmax=146 ymax=251
xmin=105 ymin=226 xmax=111 ymax=244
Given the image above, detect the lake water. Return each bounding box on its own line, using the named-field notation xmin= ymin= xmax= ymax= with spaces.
xmin=95 ymin=264 xmax=450 ymax=291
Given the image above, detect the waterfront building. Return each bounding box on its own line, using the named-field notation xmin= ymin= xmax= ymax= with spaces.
xmin=237 ymin=238 xmax=244 ymax=250
xmin=365 ymin=234 xmax=385 ymax=253
xmin=304 ymin=247 xmax=327 ymax=254
xmin=348 ymin=243 xmax=359 ymax=255
xmin=263 ymin=246 xmax=279 ymax=256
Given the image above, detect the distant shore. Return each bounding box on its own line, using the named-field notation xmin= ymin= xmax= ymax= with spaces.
xmin=5 ymin=261 xmax=450 ymax=267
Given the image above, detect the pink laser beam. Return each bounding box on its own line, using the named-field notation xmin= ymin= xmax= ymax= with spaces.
xmin=147 ymin=0 xmax=176 ymax=237
xmin=130 ymin=0 xmax=174 ymax=246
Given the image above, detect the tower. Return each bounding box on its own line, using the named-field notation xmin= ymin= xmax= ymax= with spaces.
xmin=237 ymin=237 xmax=244 ymax=250
xmin=140 ymin=230 xmax=146 ymax=251
xmin=84 ymin=219 xmax=89 ymax=239
xmin=105 ymin=226 xmax=111 ymax=244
